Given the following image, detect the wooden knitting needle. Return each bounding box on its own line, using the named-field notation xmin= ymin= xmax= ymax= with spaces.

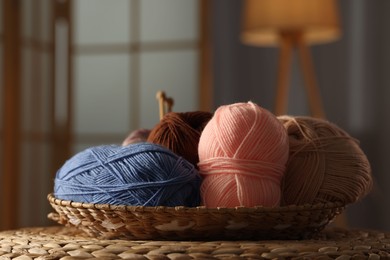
xmin=166 ymin=97 xmax=174 ymax=113
xmin=156 ymin=91 xmax=174 ymax=120
xmin=156 ymin=91 xmax=166 ymax=120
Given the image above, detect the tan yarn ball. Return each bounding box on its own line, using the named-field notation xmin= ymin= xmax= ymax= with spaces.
xmin=278 ymin=115 xmax=373 ymax=206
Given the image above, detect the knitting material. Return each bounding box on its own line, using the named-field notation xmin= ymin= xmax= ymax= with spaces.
xmin=147 ymin=111 xmax=213 ymax=167
xmin=54 ymin=143 xmax=202 ymax=207
xmin=122 ymin=128 xmax=150 ymax=146
xmin=278 ymin=115 xmax=373 ymax=206
xmin=198 ymin=102 xmax=289 ymax=207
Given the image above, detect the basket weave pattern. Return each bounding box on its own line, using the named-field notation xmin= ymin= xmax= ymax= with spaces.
xmin=48 ymin=193 xmax=344 ymax=240
xmin=1 ymin=226 xmax=390 ymax=259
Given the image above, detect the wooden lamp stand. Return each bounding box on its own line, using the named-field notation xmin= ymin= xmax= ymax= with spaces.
xmin=274 ymin=31 xmax=325 ymax=118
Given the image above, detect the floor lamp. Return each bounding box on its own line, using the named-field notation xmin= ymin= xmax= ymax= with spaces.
xmin=241 ymin=0 xmax=341 ymax=118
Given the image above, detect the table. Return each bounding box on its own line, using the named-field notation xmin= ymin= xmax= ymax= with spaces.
xmin=0 ymin=226 xmax=389 ymax=259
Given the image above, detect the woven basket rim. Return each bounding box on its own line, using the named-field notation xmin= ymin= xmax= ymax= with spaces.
xmin=47 ymin=193 xmax=345 ymax=213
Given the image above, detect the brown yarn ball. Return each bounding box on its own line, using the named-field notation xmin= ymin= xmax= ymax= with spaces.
xmin=278 ymin=115 xmax=373 ymax=206
xmin=147 ymin=111 xmax=213 ymax=167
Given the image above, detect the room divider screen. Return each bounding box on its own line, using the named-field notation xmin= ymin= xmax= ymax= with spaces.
xmin=0 ymin=0 xmax=211 ymax=230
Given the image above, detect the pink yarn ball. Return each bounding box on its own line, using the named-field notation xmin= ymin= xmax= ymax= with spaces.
xmin=198 ymin=102 xmax=289 ymax=207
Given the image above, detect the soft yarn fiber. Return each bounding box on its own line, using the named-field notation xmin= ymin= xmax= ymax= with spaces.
xmin=122 ymin=128 xmax=151 ymax=146
xmin=278 ymin=115 xmax=373 ymax=206
xmin=54 ymin=142 xmax=202 ymax=207
xmin=198 ymin=102 xmax=289 ymax=208
xmin=147 ymin=111 xmax=213 ymax=167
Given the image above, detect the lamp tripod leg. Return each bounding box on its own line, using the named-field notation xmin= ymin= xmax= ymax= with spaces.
xmin=274 ymin=35 xmax=293 ymax=116
xmin=296 ymin=37 xmax=326 ymax=118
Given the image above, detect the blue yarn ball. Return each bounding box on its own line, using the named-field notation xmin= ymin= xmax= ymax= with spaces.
xmin=54 ymin=142 xmax=202 ymax=207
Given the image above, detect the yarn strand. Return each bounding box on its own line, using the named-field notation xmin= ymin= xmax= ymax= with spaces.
xmin=198 ymin=102 xmax=289 ymax=208
xmin=278 ymin=115 xmax=372 ymax=206
xmin=54 ymin=143 xmax=202 ymax=207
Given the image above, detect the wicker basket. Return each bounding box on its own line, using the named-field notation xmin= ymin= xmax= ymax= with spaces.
xmin=47 ymin=193 xmax=345 ymax=241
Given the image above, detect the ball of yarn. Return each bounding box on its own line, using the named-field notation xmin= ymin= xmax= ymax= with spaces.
xmin=147 ymin=111 xmax=213 ymax=167
xmin=122 ymin=128 xmax=151 ymax=146
xmin=278 ymin=115 xmax=373 ymax=206
xmin=54 ymin=142 xmax=202 ymax=207
xmin=198 ymin=102 xmax=289 ymax=208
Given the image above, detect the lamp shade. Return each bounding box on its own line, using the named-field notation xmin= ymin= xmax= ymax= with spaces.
xmin=241 ymin=0 xmax=341 ymax=46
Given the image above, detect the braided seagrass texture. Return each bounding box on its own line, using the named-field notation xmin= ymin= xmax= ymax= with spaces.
xmin=1 ymin=226 xmax=390 ymax=259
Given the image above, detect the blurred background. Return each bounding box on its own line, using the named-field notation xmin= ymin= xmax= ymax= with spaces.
xmin=1 ymin=0 xmax=389 ymax=233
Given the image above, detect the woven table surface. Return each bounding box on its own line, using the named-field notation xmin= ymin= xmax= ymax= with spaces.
xmin=0 ymin=226 xmax=389 ymax=260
